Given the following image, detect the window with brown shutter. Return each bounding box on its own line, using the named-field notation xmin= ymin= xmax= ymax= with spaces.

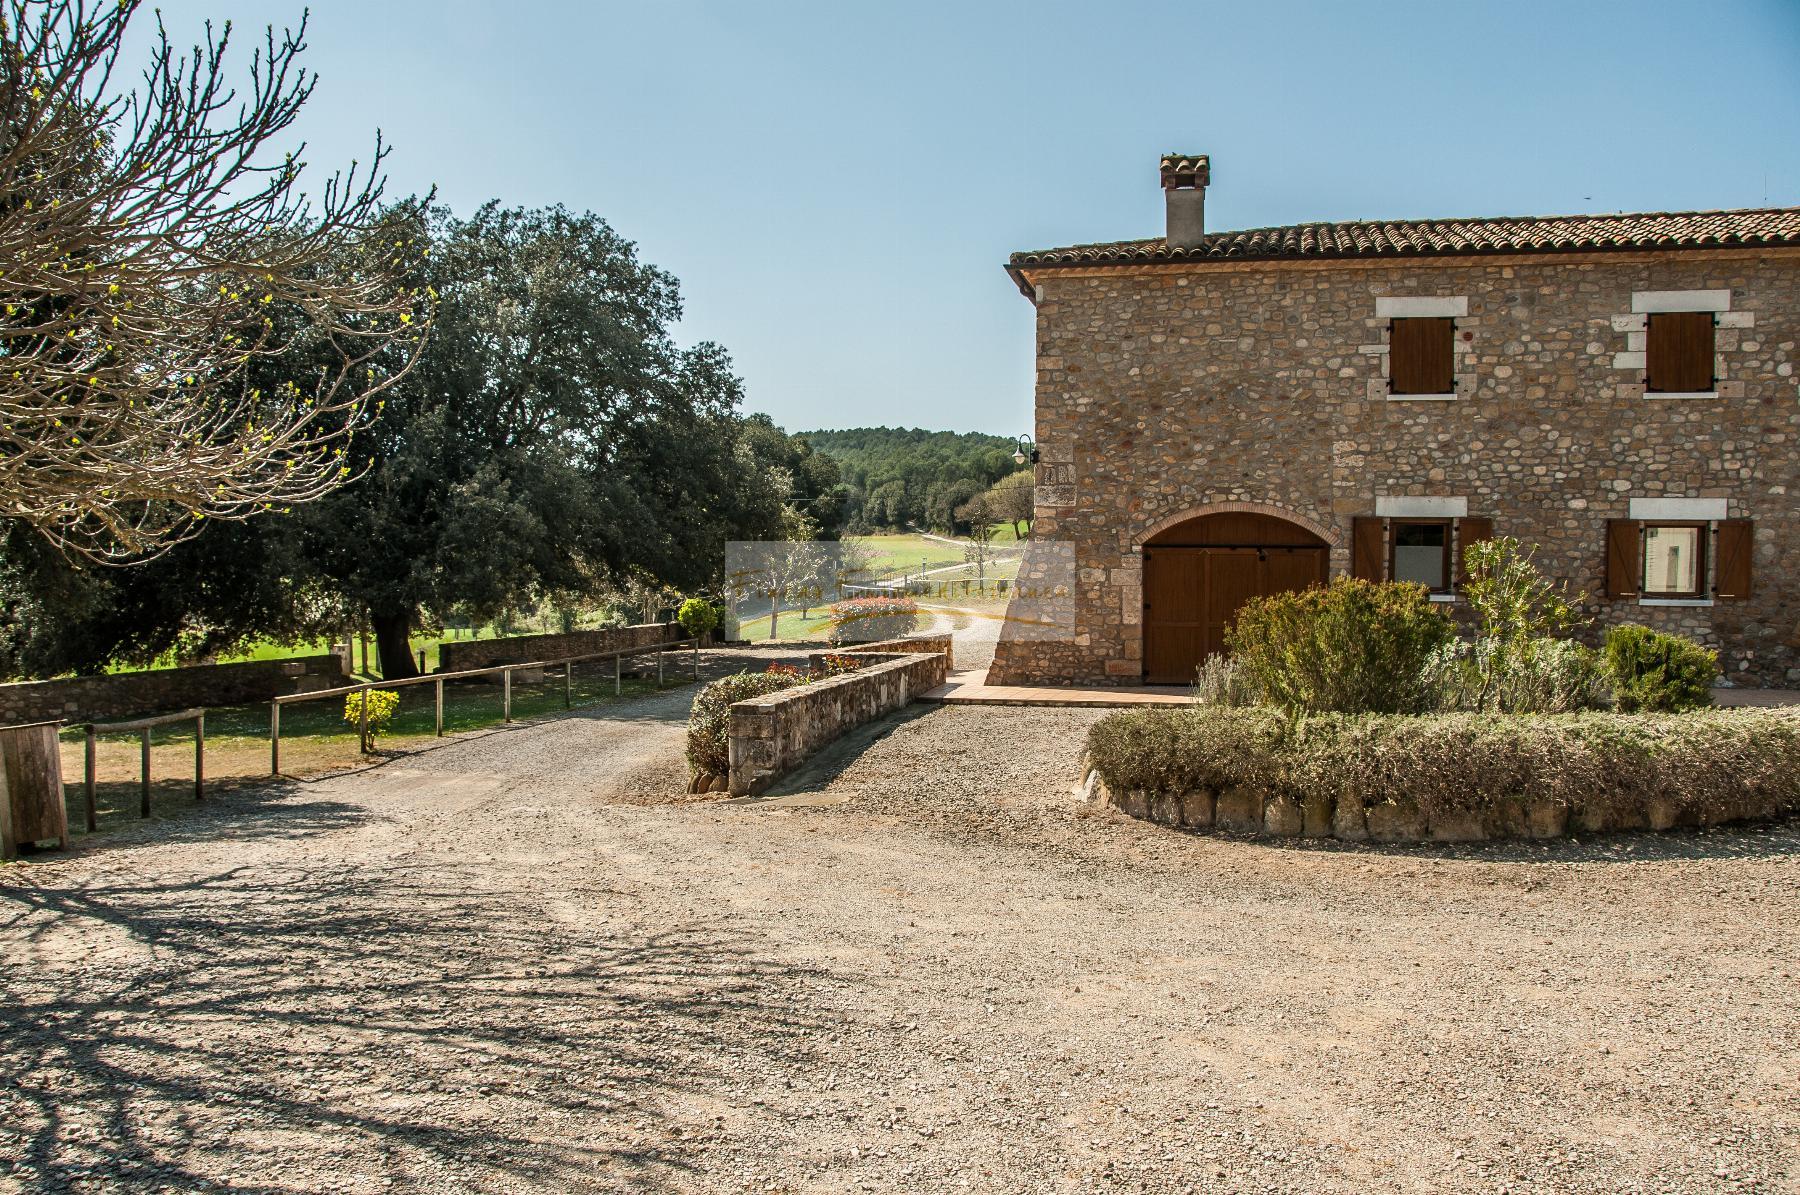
xmin=1389 ymin=317 xmax=1455 ymax=395
xmin=1456 ymin=517 xmax=1494 ymax=585
xmin=1351 ymin=516 xmax=1386 ymax=581
xmin=1714 ymin=520 xmax=1754 ymax=600
xmin=1605 ymin=520 xmax=1641 ymax=598
xmin=1646 ymin=311 xmax=1715 ymax=394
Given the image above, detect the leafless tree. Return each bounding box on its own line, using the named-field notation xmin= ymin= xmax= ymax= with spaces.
xmin=0 ymin=1 xmax=429 ymax=561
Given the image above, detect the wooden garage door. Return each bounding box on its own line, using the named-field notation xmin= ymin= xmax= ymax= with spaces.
xmin=1143 ymin=546 xmax=1327 ymax=684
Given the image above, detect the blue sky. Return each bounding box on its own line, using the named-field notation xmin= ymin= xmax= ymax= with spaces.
xmin=141 ymin=1 xmax=1800 ymax=436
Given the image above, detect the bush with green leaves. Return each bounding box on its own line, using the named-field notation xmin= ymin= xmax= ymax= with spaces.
xmin=1425 ymin=636 xmax=1612 ymax=714
xmin=677 ymin=597 xmax=721 ymax=639
xmin=1190 ymin=653 xmax=1262 ymax=708
xmin=344 ymin=689 xmax=400 ymax=742
xmin=1224 ymin=577 xmax=1454 ymax=713
xmin=826 ymin=596 xmax=920 ymax=646
xmin=685 ymin=669 xmax=808 ymax=776
xmin=1087 ymin=705 xmax=1800 ymax=830
xmin=1605 ymin=624 xmax=1717 ymax=712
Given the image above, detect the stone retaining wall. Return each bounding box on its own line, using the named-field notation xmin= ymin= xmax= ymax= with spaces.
xmin=728 ymin=649 xmax=950 ymax=796
xmin=807 ymin=634 xmax=955 ymax=674
xmin=437 ymin=622 xmax=678 ymax=673
xmin=1082 ymin=768 xmax=1762 ymax=843
xmin=0 ymin=655 xmax=347 ymax=727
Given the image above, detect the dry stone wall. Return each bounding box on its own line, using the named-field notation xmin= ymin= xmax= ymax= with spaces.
xmin=728 ymin=649 xmax=950 ymax=796
xmin=437 ymin=622 xmax=678 ymax=672
xmin=0 ymin=654 xmax=347 ymax=726
xmin=991 ymin=248 xmax=1800 ymax=686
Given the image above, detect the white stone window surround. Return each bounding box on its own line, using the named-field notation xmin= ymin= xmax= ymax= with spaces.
xmin=1626 ymin=497 xmax=1729 ymax=607
xmin=1608 ymin=290 xmax=1752 ymax=400
xmin=1362 ymin=296 xmax=1475 ymax=403
xmin=1376 ymin=497 xmax=1468 ymax=597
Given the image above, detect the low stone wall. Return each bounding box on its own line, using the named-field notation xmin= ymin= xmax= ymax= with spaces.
xmin=437 ymin=622 xmax=679 ymax=673
xmin=1082 ymin=769 xmax=1765 ymax=843
xmin=728 ymin=650 xmax=950 ymax=796
xmin=0 ymin=655 xmax=347 ymax=727
xmin=807 ymin=634 xmax=954 ymax=674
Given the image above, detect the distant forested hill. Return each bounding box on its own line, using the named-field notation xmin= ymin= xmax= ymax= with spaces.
xmin=798 ymin=427 xmax=1020 ymax=533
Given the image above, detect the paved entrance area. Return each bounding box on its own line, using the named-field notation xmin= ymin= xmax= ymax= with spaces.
xmin=920 ymin=671 xmax=1191 ymax=706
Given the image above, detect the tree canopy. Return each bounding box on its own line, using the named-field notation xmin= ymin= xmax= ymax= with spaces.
xmin=795 ymin=427 xmax=1016 ymax=533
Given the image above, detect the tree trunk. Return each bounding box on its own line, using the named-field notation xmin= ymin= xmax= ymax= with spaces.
xmin=371 ymin=610 xmax=419 ymax=679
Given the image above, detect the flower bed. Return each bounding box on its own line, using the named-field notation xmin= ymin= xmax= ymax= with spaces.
xmin=1083 ymin=706 xmax=1800 ymax=842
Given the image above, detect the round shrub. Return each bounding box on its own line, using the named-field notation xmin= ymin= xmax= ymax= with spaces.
xmin=677 ymin=597 xmax=720 ymax=639
xmin=685 ymin=669 xmax=807 ymax=777
xmin=344 ymin=689 xmax=400 ymax=741
xmin=1225 ymin=578 xmax=1454 ymax=713
xmin=1604 ymin=624 xmax=1717 ymax=712
xmin=826 ymin=596 xmax=920 ymax=646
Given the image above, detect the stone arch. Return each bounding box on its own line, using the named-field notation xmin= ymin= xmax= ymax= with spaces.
xmin=1131 ymin=500 xmax=1341 ymax=549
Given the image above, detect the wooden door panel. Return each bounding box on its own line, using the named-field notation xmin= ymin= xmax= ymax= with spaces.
xmin=1263 ymin=548 xmax=1327 ymax=596
xmin=1203 ymin=551 xmax=1262 ymax=662
xmin=1143 ymin=549 xmax=1205 ymax=684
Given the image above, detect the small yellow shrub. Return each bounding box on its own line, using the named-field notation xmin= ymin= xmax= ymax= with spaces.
xmin=343 ymin=689 xmax=400 ymax=739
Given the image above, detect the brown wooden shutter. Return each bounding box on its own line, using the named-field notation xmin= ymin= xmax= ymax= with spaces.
xmin=1456 ymin=517 xmax=1494 ymax=585
xmin=1605 ymin=519 xmax=1641 ymax=598
xmin=1714 ymin=519 xmax=1754 ymax=600
xmin=1646 ymin=311 xmax=1715 ymax=393
xmin=1389 ymin=318 xmax=1455 ymax=395
xmin=1352 ymin=516 xmax=1386 ymax=581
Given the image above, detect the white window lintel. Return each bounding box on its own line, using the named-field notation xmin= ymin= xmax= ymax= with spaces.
xmin=1628 ymin=497 xmax=1728 ymax=521
xmin=1631 ymin=289 xmax=1730 ymax=314
xmin=1376 ymin=296 xmax=1469 ymax=319
xmin=1376 ymin=496 xmax=1468 ymax=518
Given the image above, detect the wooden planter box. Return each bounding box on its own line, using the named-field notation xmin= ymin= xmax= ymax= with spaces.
xmin=1 ymin=720 xmax=69 ymax=858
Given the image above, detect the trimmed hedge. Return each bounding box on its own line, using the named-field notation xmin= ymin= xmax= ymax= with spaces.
xmin=1605 ymin=623 xmax=1717 ymax=712
xmin=826 ymin=596 xmax=920 ymax=646
xmin=1087 ymin=705 xmax=1800 ymax=830
xmin=686 ymin=670 xmax=807 ymax=776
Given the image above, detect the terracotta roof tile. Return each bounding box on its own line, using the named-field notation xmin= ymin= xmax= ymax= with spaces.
xmin=1009 ymin=207 xmax=1800 ymax=271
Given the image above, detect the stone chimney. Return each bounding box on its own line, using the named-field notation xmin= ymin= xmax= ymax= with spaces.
xmin=1160 ymin=153 xmax=1210 ymax=250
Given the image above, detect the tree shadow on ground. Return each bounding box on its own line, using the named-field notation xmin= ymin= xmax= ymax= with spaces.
xmin=0 ymin=861 xmax=841 ymax=1191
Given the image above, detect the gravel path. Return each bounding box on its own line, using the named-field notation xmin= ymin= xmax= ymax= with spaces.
xmin=3 ymin=674 xmax=1797 ymax=1193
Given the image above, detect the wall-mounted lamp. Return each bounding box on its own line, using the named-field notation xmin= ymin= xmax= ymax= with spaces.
xmin=1012 ymin=435 xmax=1040 ymax=467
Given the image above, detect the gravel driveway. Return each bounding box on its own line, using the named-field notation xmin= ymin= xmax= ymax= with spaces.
xmin=3 ymin=667 xmax=1796 ymax=1193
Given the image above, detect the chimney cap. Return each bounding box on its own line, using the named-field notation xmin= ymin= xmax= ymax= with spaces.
xmin=1160 ymin=153 xmax=1210 ymax=190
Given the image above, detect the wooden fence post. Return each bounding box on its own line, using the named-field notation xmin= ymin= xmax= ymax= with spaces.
xmin=270 ymin=702 xmax=281 ymax=776
xmin=435 ymin=678 xmax=444 ymax=737
xmin=358 ymin=688 xmax=370 ymax=754
xmin=84 ymin=726 xmax=97 ymax=832
xmin=657 ymin=649 xmax=664 ymax=686
xmin=693 ymin=640 xmax=700 ymax=680
xmin=614 ymin=654 xmax=621 ymax=696
xmin=564 ymin=660 xmax=572 ymax=709
xmin=139 ymin=729 xmax=151 ymax=818
xmin=194 ymin=713 xmax=205 ymax=801
xmin=503 ymin=668 xmax=512 ymax=723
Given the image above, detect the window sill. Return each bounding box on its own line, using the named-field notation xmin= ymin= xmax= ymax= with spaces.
xmin=1638 ymin=597 xmax=1714 ymax=608
xmin=1386 ymin=392 xmax=1458 ymax=402
xmin=1644 ymin=391 xmax=1718 ymax=400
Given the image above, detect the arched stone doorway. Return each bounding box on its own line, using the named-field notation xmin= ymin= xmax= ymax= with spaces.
xmin=1141 ymin=511 xmax=1330 ymax=684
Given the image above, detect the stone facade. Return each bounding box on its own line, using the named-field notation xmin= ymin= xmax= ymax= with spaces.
xmin=991 ymin=247 xmax=1800 ymax=686
xmin=0 ymin=654 xmax=347 ymax=727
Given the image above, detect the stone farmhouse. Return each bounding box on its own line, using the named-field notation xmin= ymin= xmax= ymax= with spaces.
xmin=989 ymin=154 xmax=1800 ymax=687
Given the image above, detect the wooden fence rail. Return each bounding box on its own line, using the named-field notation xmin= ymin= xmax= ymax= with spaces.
xmin=82 ymin=707 xmax=205 ymax=830
xmin=269 ymin=638 xmax=700 ymax=776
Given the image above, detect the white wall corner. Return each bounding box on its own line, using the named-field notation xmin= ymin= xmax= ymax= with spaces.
xmin=1625 ymin=331 xmax=1646 ymax=352
xmin=1612 ymin=351 xmax=1646 ymax=370
xmin=1627 ymin=497 xmax=1729 ymax=521
xmin=1717 ymin=311 xmax=1754 ymax=329
xmin=1610 ymin=313 xmax=1647 ymax=332
xmin=1375 ymin=296 xmax=1470 ymax=319
xmin=1375 ymin=496 xmax=1469 ymax=518
xmin=1631 ymin=289 xmax=1731 ymax=314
